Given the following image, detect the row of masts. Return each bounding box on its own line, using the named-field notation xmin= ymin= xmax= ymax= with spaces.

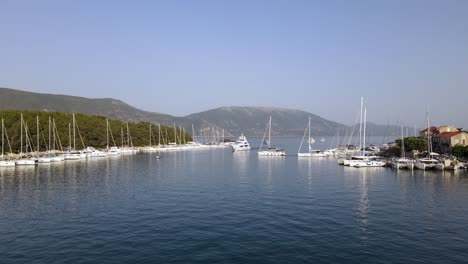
xmin=1 ymin=114 xmax=141 ymax=156
xmin=1 ymin=113 xmax=208 ymax=158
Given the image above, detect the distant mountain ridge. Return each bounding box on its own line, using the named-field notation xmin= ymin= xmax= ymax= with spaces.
xmin=0 ymin=87 xmax=209 ymax=130
xmin=0 ymin=87 xmax=403 ymax=137
xmin=187 ymin=106 xmax=341 ymax=136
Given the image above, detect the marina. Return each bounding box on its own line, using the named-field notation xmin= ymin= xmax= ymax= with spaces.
xmin=1 ymin=138 xmax=468 ymax=263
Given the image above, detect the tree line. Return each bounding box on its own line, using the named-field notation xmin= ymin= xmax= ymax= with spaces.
xmin=0 ymin=110 xmax=192 ymax=153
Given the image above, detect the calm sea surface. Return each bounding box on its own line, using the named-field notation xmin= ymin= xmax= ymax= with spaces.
xmin=1 ymin=138 xmax=468 ymax=264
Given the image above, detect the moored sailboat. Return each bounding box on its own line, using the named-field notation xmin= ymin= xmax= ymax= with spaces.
xmin=258 ymin=116 xmax=285 ymax=156
xmin=0 ymin=118 xmax=15 ymax=167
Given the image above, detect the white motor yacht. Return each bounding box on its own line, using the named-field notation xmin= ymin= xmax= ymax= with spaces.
xmin=231 ymin=134 xmax=251 ymax=152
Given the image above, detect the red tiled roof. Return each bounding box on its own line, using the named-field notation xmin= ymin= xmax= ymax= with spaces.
xmin=420 ymin=126 xmax=439 ymax=133
xmin=433 ymin=132 xmax=461 ymax=138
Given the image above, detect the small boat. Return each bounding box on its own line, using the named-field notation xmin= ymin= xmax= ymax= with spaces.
xmin=258 ymin=116 xmax=286 ymax=156
xmin=231 ymin=134 xmax=251 ymax=151
xmin=64 ymin=151 xmax=82 ymax=160
xmin=353 ymin=159 xmax=386 ymax=168
xmin=298 ymin=117 xmax=324 ymax=157
xmin=16 ymin=114 xmax=36 ymax=165
xmin=415 ymin=158 xmax=439 ymax=170
xmin=85 ymin=147 xmax=107 ymax=157
xmin=258 ymin=147 xmax=286 ymax=156
xmin=391 ymin=125 xmax=414 ymax=169
xmin=0 ymin=160 xmax=15 ymax=167
xmin=37 ymin=156 xmax=52 ymax=163
xmin=1 ymin=118 xmax=15 ymax=167
xmin=391 ymin=158 xmax=414 ymax=170
xmin=16 ymin=158 xmax=37 ymax=166
xmin=320 ymin=138 xmax=325 ymax=142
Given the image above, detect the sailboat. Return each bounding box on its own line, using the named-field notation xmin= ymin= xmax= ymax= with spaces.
xmin=352 ymin=108 xmax=386 ymax=168
xmin=391 ymin=124 xmax=414 ymax=170
xmin=64 ymin=114 xmax=83 ymax=160
xmin=120 ymin=123 xmax=138 ymax=154
xmin=298 ymin=117 xmax=325 ymax=157
xmin=16 ymin=114 xmax=37 ymax=165
xmin=0 ymin=118 xmax=15 ymax=167
xmin=106 ymin=118 xmax=121 ymax=155
xmin=49 ymin=117 xmax=65 ymax=162
xmin=415 ymin=109 xmax=439 ymax=170
xmin=36 ymin=116 xmax=51 ymax=163
xmin=258 ymin=116 xmax=285 ymax=156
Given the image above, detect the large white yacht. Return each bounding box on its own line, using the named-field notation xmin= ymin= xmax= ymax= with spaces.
xmin=231 ymin=134 xmax=250 ymax=151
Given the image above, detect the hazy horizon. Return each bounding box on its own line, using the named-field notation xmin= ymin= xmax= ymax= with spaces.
xmin=1 ymin=1 xmax=467 ymax=128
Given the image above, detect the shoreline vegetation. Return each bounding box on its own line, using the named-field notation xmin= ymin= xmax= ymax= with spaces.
xmin=0 ymin=110 xmax=192 ymax=154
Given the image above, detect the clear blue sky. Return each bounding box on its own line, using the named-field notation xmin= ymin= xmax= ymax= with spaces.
xmin=1 ymin=0 xmax=467 ymax=128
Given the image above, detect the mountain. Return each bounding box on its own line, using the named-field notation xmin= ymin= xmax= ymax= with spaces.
xmin=186 ymin=106 xmax=342 ymax=137
xmin=0 ymin=87 xmax=211 ymax=130
xmin=0 ymin=87 xmax=408 ymax=138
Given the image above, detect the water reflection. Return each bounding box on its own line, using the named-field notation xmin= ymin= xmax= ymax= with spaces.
xmin=358 ymin=168 xmax=369 ymax=245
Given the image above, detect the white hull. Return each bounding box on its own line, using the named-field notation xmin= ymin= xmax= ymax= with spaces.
xmin=50 ymin=156 xmax=64 ymax=162
xmin=64 ymin=154 xmax=81 ymax=160
xmin=258 ymin=150 xmax=286 ymax=156
xmin=415 ymin=159 xmax=438 ymax=170
xmin=232 ymin=144 xmax=251 ymax=151
xmin=90 ymin=152 xmax=107 ymax=157
xmin=353 ymin=160 xmax=386 ymax=167
xmin=16 ymin=159 xmax=36 ymax=165
xmin=0 ymin=161 xmax=16 ymax=167
xmin=37 ymin=157 xmax=52 ymax=163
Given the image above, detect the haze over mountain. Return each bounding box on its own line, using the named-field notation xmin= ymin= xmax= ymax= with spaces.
xmin=1 ymin=87 xmax=406 ymax=137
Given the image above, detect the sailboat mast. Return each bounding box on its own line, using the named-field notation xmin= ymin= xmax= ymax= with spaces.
xmin=121 ymin=127 xmax=124 ymax=148
xmin=173 ymin=123 xmax=177 ymax=144
xmin=308 ymin=116 xmax=311 ymax=150
xmin=180 ymin=125 xmax=183 ymax=145
xmin=359 ymin=97 xmax=363 ymax=154
xmin=426 ymin=106 xmax=431 ymax=156
xmin=268 ymin=116 xmax=272 ymax=149
xmin=69 ymin=123 xmax=71 ymax=150
xmin=401 ymin=124 xmax=405 ymax=158
xmin=37 ymin=115 xmax=39 ymax=155
xmin=126 ymin=123 xmax=130 ymax=147
xmin=106 ymin=118 xmax=109 ymax=149
xmin=52 ymin=118 xmax=56 ymax=151
xmin=1 ymin=118 xmax=3 ymax=157
xmin=192 ymin=124 xmax=195 ymax=143
xmin=48 ymin=116 xmax=51 ymax=153
xmin=20 ymin=113 xmax=23 ymax=154
xmin=73 ymin=113 xmax=76 ymax=150
xmin=149 ymin=123 xmax=152 ymax=146
xmin=363 ymin=108 xmax=366 ymax=156
xmin=158 ymin=124 xmax=161 ymax=146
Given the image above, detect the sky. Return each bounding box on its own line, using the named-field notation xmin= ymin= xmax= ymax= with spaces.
xmin=1 ymin=0 xmax=467 ymax=128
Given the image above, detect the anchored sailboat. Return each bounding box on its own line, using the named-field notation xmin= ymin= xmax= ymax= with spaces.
xmin=298 ymin=117 xmax=325 ymax=157
xmin=258 ymin=116 xmax=285 ymax=156
xmin=0 ymin=118 xmax=15 ymax=167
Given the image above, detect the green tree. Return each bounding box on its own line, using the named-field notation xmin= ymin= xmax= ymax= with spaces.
xmin=395 ymin=137 xmax=427 ymax=152
xmin=0 ymin=110 xmax=192 ymax=153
